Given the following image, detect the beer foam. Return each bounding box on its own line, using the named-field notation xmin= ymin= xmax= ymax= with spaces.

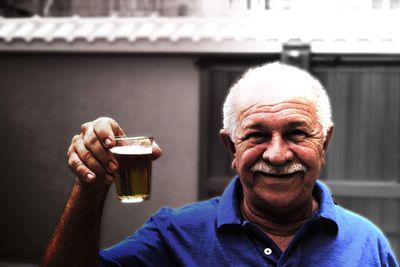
xmin=110 ymin=145 xmax=152 ymax=155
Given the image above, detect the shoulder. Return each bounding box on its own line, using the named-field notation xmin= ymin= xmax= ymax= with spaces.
xmin=333 ymin=205 xmax=399 ymax=265
xmin=143 ymin=197 xmax=222 ymax=251
xmin=151 ymin=197 xmax=221 ymax=227
xmin=316 ymin=181 xmax=389 ymax=241
xmin=334 ymin=204 xmax=392 ymax=248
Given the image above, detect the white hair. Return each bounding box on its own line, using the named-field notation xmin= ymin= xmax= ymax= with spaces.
xmin=222 ymin=61 xmax=333 ymax=141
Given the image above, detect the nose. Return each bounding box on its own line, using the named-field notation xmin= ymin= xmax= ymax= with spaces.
xmin=262 ymin=135 xmax=294 ymax=166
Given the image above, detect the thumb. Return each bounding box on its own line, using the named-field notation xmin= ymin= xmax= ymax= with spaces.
xmin=152 ymin=141 xmax=162 ymax=160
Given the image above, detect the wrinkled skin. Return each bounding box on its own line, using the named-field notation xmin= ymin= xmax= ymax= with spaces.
xmin=221 ymin=98 xmax=333 ymax=221
xmin=67 ymin=117 xmax=162 ymax=186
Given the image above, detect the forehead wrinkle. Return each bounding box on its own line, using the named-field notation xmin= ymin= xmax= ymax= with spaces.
xmin=238 ymin=99 xmax=316 ymax=119
xmin=235 ymin=99 xmax=319 ymax=140
xmin=240 ymin=113 xmax=314 ymax=131
xmin=239 ymin=105 xmax=316 ymax=127
xmin=237 ymin=105 xmax=319 ymax=140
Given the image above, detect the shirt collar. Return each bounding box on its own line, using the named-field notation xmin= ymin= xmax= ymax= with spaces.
xmin=217 ymin=176 xmax=339 ymax=233
xmin=217 ymin=176 xmax=243 ymax=229
xmin=313 ymin=180 xmax=339 ymax=233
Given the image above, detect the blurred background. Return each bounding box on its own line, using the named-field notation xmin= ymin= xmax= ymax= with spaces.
xmin=0 ymin=0 xmax=399 ymax=266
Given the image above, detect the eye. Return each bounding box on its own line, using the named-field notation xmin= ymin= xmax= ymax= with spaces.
xmin=287 ymin=129 xmax=307 ymax=141
xmin=245 ymin=132 xmax=268 ymax=143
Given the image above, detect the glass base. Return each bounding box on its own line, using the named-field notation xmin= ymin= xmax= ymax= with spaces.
xmin=118 ymin=195 xmax=150 ymax=203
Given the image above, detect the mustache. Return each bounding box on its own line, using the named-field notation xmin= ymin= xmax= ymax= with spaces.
xmin=250 ymin=161 xmax=307 ymax=176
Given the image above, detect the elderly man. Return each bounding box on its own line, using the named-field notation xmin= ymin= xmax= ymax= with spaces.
xmin=43 ymin=62 xmax=399 ymax=266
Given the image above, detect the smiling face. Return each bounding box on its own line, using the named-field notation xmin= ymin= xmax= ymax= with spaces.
xmin=222 ymin=96 xmax=332 ymax=216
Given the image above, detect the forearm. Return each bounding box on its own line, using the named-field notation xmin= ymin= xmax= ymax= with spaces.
xmin=43 ymin=178 xmax=110 ymax=267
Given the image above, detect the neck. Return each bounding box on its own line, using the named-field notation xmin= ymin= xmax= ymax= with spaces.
xmin=241 ymin=196 xmax=319 ymax=237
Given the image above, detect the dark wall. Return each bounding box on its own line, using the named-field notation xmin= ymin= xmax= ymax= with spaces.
xmin=0 ymin=53 xmax=200 ymax=263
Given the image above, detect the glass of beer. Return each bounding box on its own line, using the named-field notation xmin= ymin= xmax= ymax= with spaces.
xmin=110 ymin=136 xmax=153 ymax=203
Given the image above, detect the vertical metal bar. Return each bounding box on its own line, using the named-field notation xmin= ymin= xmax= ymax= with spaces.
xmin=281 ymin=41 xmax=311 ymax=70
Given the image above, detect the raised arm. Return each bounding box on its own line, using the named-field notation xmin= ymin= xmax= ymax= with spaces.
xmin=42 ymin=117 xmax=161 ymax=266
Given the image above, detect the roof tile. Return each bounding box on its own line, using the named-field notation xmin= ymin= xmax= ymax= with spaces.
xmin=0 ymin=13 xmax=399 ymax=53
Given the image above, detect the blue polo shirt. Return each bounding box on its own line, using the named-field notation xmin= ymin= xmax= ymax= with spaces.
xmin=100 ymin=177 xmax=399 ymax=266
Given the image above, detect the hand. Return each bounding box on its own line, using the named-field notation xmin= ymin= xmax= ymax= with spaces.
xmin=67 ymin=117 xmax=162 ymax=185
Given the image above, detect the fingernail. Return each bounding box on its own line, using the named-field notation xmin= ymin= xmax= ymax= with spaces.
xmin=87 ymin=173 xmax=95 ymax=181
xmin=105 ymin=174 xmax=114 ymax=183
xmin=105 ymin=138 xmax=112 ymax=146
xmin=108 ymin=161 xmax=118 ymax=172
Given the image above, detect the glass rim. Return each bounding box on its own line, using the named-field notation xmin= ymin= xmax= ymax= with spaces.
xmin=114 ymin=136 xmax=153 ymax=141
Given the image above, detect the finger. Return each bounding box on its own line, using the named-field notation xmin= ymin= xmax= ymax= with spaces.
xmin=93 ymin=117 xmax=126 ymax=149
xmin=74 ymin=134 xmax=108 ymax=179
xmin=152 ymin=141 xmax=162 ymax=160
xmin=68 ymin=148 xmax=95 ymax=184
xmin=83 ymin=126 xmax=119 ymax=173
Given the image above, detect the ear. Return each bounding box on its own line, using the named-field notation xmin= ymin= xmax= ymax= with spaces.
xmin=220 ymin=129 xmax=236 ymax=155
xmin=219 ymin=129 xmax=237 ymax=170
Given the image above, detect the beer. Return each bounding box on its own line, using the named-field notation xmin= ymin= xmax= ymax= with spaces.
xmin=110 ymin=137 xmax=152 ymax=203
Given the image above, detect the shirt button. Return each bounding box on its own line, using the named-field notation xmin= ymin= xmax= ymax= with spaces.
xmin=264 ymin=248 xmax=272 ymax=255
